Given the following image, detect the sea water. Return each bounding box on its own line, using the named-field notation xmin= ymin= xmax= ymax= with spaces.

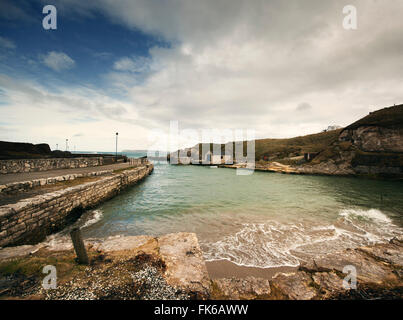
xmin=54 ymin=162 xmax=403 ymax=268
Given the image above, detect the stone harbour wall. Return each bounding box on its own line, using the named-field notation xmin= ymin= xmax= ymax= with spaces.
xmin=0 ymin=170 xmax=113 ymax=196
xmin=128 ymin=158 xmax=148 ymax=166
xmin=0 ymin=164 xmax=153 ymax=247
xmin=0 ymin=157 xmax=104 ymax=174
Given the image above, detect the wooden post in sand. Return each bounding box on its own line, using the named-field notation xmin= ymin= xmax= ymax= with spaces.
xmin=70 ymin=227 xmax=89 ymax=265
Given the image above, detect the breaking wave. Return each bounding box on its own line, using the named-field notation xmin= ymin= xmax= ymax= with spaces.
xmin=339 ymin=208 xmax=391 ymax=223
xmin=81 ymin=210 xmax=103 ymax=228
xmin=201 ymin=208 xmax=403 ymax=268
xmin=42 ymin=209 xmax=104 ymax=250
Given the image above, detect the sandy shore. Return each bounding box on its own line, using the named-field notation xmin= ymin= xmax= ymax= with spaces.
xmin=206 ymin=259 xmax=298 ymax=279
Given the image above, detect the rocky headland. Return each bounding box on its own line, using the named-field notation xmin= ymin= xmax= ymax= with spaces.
xmin=220 ymin=105 xmax=403 ymax=179
xmin=296 ymin=105 xmax=403 ymax=178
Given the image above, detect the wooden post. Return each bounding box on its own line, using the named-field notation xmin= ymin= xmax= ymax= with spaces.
xmin=70 ymin=227 xmax=89 ymax=264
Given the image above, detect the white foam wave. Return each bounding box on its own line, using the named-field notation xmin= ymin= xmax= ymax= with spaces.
xmin=38 ymin=210 xmax=104 ymax=251
xmin=339 ymin=208 xmax=392 ymax=223
xmin=82 ymin=210 xmax=103 ymax=228
xmin=202 ymin=208 xmax=403 ymax=268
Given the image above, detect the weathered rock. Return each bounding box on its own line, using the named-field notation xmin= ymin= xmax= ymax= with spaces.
xmin=296 ymin=106 xmax=403 ymax=178
xmin=213 ymin=277 xmax=271 ymax=299
xmin=91 ymin=235 xmax=154 ymax=252
xmin=300 ymin=248 xmax=398 ymax=285
xmin=357 ymin=242 xmax=403 ymax=267
xmin=158 ymin=232 xmax=211 ymax=298
xmin=271 ymin=271 xmax=316 ymax=300
xmin=312 ymin=272 xmax=344 ymax=299
xmin=349 ymin=126 xmax=403 ymax=153
xmin=390 ymin=236 xmax=403 ymax=246
xmin=0 ymin=244 xmax=40 ymax=260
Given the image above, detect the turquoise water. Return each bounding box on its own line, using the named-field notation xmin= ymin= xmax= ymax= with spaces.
xmin=63 ymin=162 xmax=403 ymax=268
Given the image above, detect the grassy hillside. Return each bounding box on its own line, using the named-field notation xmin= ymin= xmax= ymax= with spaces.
xmin=253 ymin=129 xmax=342 ymax=160
xmin=236 ymin=104 xmax=402 ymax=161
xmin=311 ymin=104 xmax=403 ymax=167
xmin=345 ymin=104 xmax=403 ymax=130
xmin=188 ymin=129 xmax=342 ymax=161
xmin=181 ymin=104 xmax=402 ymax=163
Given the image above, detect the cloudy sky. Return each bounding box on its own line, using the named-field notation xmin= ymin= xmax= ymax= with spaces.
xmin=0 ymin=0 xmax=402 ymax=151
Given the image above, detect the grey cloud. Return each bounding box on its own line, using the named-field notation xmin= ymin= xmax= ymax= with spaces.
xmin=296 ymin=103 xmax=312 ymax=112
xmin=5 ymin=0 xmax=403 ymax=142
xmin=0 ymin=75 xmax=138 ymax=125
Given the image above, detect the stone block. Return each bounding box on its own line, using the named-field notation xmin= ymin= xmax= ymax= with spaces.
xmin=271 ymin=271 xmax=317 ymax=300
xmin=158 ymin=232 xmax=211 ymax=298
xmin=213 ymin=277 xmax=271 ymax=299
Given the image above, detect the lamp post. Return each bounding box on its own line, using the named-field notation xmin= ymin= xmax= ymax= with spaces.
xmin=66 ymin=139 xmax=68 ymax=151
xmin=115 ymin=132 xmax=118 ymax=161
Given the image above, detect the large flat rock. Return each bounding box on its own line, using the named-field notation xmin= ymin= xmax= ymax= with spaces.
xmin=91 ymin=235 xmax=155 ymax=252
xmin=158 ymin=232 xmax=211 ymax=298
xmin=271 ymin=271 xmax=317 ymax=300
xmin=213 ymin=277 xmax=271 ymax=299
xmin=300 ymin=248 xmax=398 ymax=285
xmin=312 ymin=272 xmax=344 ymax=298
xmin=0 ymin=244 xmax=39 ymax=260
xmin=92 ymin=233 xmax=211 ymax=298
xmin=0 ymin=232 xmax=211 ymax=299
xmin=357 ymin=242 xmax=403 ymax=267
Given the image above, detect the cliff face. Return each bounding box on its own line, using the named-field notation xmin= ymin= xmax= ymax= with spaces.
xmin=299 ymin=104 xmax=403 ymax=178
xmin=339 ymin=126 xmax=403 ymax=153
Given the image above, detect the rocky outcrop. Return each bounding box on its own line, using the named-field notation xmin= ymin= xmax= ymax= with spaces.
xmin=298 ymin=105 xmax=403 ymax=178
xmin=158 ymin=232 xmax=211 ymax=298
xmin=271 ymin=271 xmax=317 ymax=300
xmin=212 ymin=277 xmax=271 ymax=299
xmin=339 ymin=126 xmax=403 ymax=153
xmin=300 ymin=247 xmax=399 ymax=285
xmin=0 ymin=233 xmax=402 ymax=300
xmin=211 ymin=237 xmax=403 ymax=300
xmin=0 ymin=232 xmax=210 ymax=300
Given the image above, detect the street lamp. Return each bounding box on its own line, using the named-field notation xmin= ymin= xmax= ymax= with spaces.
xmin=115 ymin=132 xmax=118 ymax=161
xmin=66 ymin=139 xmax=68 ymax=151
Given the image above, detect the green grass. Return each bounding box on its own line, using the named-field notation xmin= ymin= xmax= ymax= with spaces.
xmin=189 ymin=129 xmax=342 ymax=161
xmin=175 ymin=104 xmax=403 ymax=163
xmin=253 ymin=129 xmax=342 ymax=160
xmin=345 ymin=104 xmax=403 ymax=129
